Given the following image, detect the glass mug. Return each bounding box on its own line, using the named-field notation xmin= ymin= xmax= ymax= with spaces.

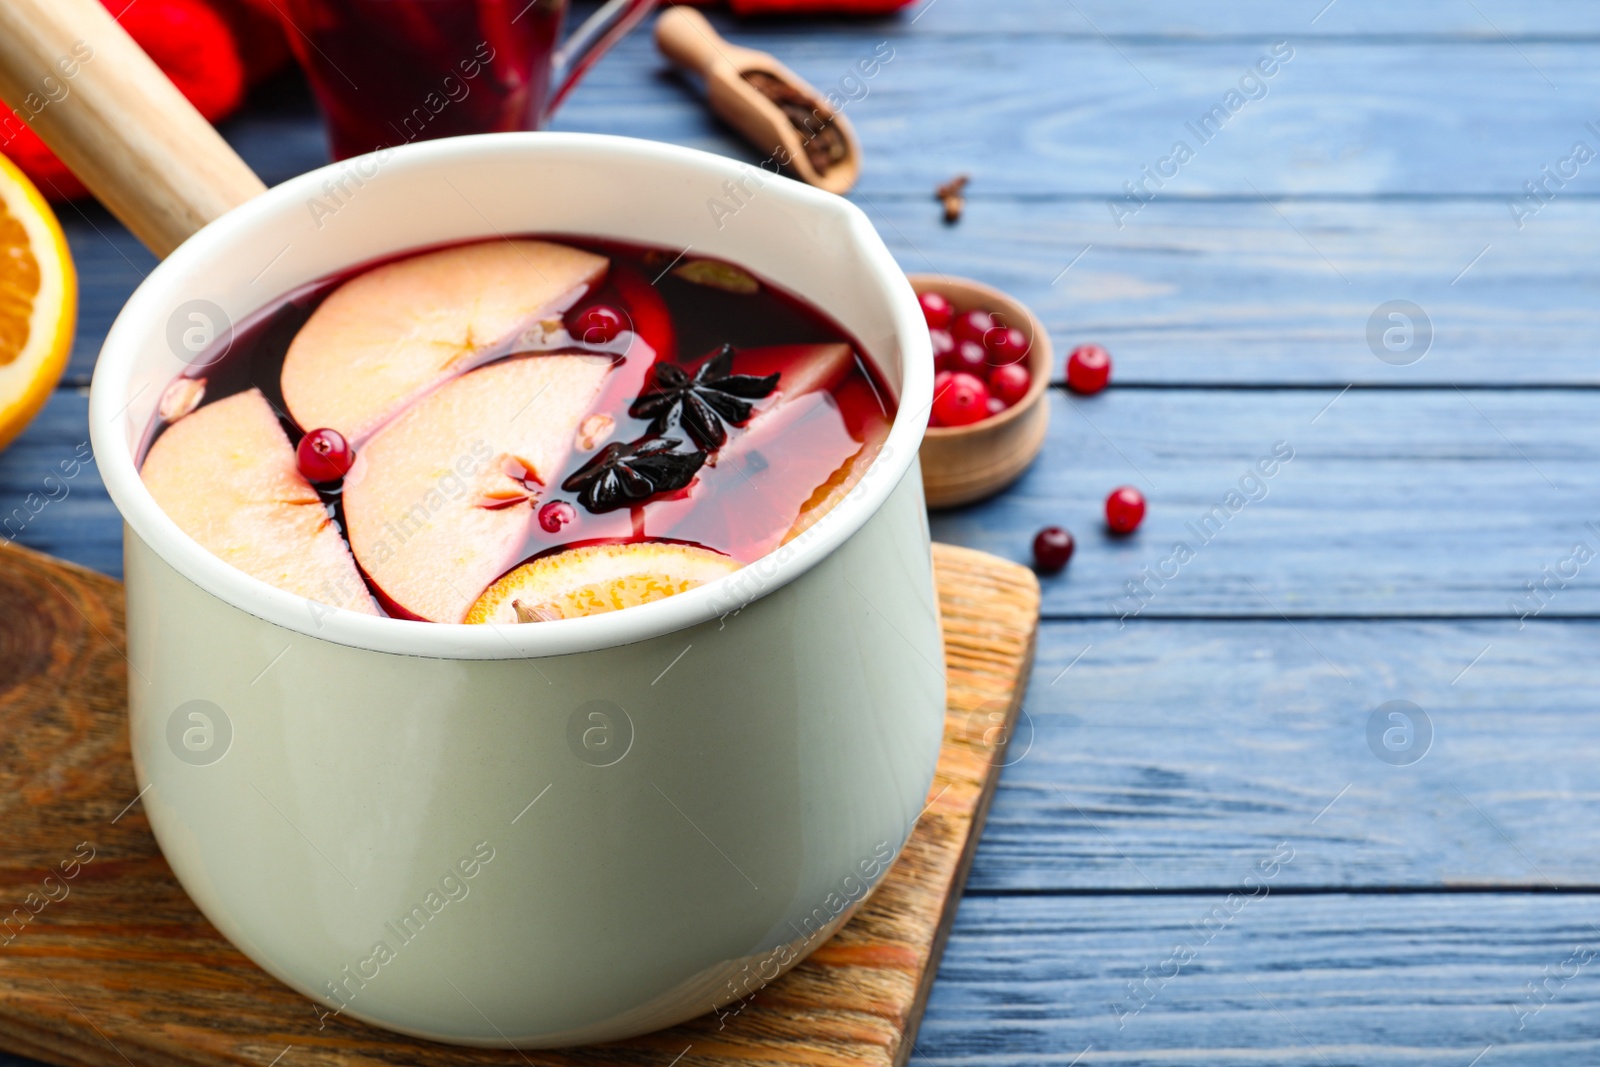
xmin=276 ymin=0 xmax=657 ymax=160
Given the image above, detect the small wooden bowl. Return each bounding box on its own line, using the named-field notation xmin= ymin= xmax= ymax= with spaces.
xmin=911 ymin=274 xmax=1052 ymax=509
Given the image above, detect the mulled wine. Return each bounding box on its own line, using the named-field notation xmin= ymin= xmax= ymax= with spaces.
xmin=139 ymin=237 xmax=896 ymax=624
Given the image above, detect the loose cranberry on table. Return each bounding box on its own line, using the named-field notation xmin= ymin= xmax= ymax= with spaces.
xmin=930 ymin=371 xmax=990 ymax=427
xmin=919 ymin=290 xmax=954 ymax=330
xmin=944 ymin=339 xmax=989 ymax=377
xmin=951 ymin=308 xmax=996 ymax=346
xmin=570 ymin=304 xmax=626 ymax=345
xmin=984 ymin=325 xmax=1030 ymax=367
xmin=1032 ymin=526 xmax=1075 ymax=572
xmin=988 ymin=362 xmax=1031 ymax=406
xmin=1105 ymin=486 xmax=1146 ymax=534
xmin=296 ymin=427 xmax=353 ymax=483
xmin=1067 ymin=343 xmax=1112 ymax=394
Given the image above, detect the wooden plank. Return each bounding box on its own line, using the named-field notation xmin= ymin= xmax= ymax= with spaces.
xmin=967 ymin=618 xmax=1600 ymax=892
xmin=0 ymin=393 xmax=118 ymax=577
xmin=556 ymin=31 xmax=1600 ymax=197
xmin=0 ymin=539 xmax=1039 ymax=1067
xmin=926 ymin=387 xmax=1600 ymax=617
xmin=56 ymin=204 xmax=153 ymax=389
xmin=859 ymin=197 xmax=1600 ymax=386
xmin=187 ymin=9 xmax=1600 ymax=208
xmin=917 ymin=892 xmax=1600 ymax=1065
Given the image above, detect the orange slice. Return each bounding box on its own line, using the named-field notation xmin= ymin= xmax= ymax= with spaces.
xmin=782 ymin=413 xmax=891 ymax=546
xmin=466 ymin=542 xmax=740 ymax=625
xmin=0 ymin=152 xmax=74 ymax=452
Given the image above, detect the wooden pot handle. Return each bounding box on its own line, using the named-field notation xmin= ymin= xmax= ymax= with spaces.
xmin=0 ymin=0 xmax=266 ymax=258
xmin=655 ymin=7 xmax=730 ymax=75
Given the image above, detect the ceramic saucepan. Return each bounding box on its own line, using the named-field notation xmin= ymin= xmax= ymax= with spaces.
xmin=89 ymin=132 xmax=944 ymax=1046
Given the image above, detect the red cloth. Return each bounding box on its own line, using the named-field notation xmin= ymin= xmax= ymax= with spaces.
xmin=3 ymin=0 xmax=251 ymax=201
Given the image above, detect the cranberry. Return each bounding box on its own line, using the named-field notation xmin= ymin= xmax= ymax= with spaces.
xmin=951 ymin=308 xmax=996 ymax=345
xmin=944 ymin=339 xmax=989 ymax=376
xmin=988 ymin=362 xmax=1031 ymax=406
xmin=538 ymin=500 xmax=576 ymax=533
xmin=986 ymin=396 xmax=1006 ymax=416
xmin=930 ymin=370 xmax=955 ymax=425
xmin=929 ymin=328 xmax=956 ymax=364
xmin=1032 ymin=526 xmax=1075 ymax=572
xmin=571 ymin=304 xmax=626 ymax=345
xmin=296 ymin=428 xmax=353 ymax=482
xmin=931 ymin=371 xmax=990 ymax=427
xmin=919 ymin=290 xmax=954 ymax=330
xmin=1105 ymin=486 xmax=1146 ymax=534
xmin=1067 ymin=344 xmax=1112 ymax=394
xmin=984 ymin=326 xmax=1030 ymax=367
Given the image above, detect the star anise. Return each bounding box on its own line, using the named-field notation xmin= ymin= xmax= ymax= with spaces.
xmin=630 ymin=344 xmax=780 ymax=450
xmin=561 ymin=438 xmax=707 ymax=513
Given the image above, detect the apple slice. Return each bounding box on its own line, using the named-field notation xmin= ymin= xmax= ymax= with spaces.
xmin=730 ymin=342 xmax=855 ymax=403
xmin=342 ymin=355 xmax=612 ymax=623
xmin=281 ymin=239 xmax=608 ymax=442
xmin=640 ymin=343 xmax=887 ymax=556
xmin=466 ymin=542 xmax=740 ymax=625
xmin=140 ymin=388 xmax=379 ymax=615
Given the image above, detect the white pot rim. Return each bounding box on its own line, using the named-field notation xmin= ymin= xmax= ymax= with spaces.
xmin=90 ymin=133 xmax=930 ymax=660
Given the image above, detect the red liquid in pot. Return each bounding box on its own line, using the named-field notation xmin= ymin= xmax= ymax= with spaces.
xmin=140 ymin=237 xmax=897 ymax=623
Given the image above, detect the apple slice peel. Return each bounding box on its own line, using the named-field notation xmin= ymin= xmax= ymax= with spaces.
xmin=139 ymin=388 xmax=379 ymax=615
xmin=280 ymin=239 xmax=608 ymax=444
xmin=340 ymin=354 xmax=614 ymax=623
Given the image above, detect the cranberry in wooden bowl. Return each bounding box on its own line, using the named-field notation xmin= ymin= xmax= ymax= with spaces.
xmin=909 ymin=274 xmax=1052 ymax=508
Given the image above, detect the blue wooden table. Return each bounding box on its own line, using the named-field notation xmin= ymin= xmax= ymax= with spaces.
xmin=8 ymin=0 xmax=1600 ymax=1061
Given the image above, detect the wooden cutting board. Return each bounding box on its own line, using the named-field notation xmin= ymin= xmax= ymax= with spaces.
xmin=0 ymin=539 xmax=1038 ymax=1067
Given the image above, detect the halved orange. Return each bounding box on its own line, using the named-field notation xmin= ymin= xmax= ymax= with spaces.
xmin=466 ymin=542 xmax=740 ymax=625
xmin=0 ymin=152 xmax=74 ymax=452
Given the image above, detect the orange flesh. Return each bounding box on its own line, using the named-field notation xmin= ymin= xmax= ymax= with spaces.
xmin=0 ymin=200 xmax=41 ymax=366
